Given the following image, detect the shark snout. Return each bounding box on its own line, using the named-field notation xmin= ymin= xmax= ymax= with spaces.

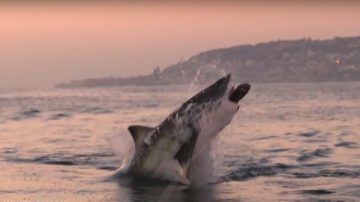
xmin=229 ymin=83 xmax=251 ymax=103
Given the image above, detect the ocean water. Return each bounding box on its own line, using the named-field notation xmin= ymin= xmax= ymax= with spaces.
xmin=0 ymin=82 xmax=359 ymax=202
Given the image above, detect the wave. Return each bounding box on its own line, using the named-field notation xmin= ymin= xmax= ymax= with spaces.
xmin=335 ymin=141 xmax=358 ymax=148
xmin=219 ymin=160 xmax=359 ymax=183
xmin=292 ymin=169 xmax=360 ymax=178
xmin=12 ymin=108 xmax=41 ymax=120
xmin=48 ymin=113 xmax=71 ymax=120
xmin=297 ymin=148 xmax=333 ymax=162
xmin=298 ymin=189 xmax=335 ymax=195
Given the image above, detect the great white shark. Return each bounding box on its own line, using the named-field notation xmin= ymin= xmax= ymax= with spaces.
xmin=114 ymin=74 xmax=250 ymax=185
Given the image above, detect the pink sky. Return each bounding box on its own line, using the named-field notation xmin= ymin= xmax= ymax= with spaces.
xmin=1 ymin=1 xmax=360 ymax=88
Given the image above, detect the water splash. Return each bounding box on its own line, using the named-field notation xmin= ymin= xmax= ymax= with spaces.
xmin=211 ymin=122 xmax=232 ymax=178
xmin=187 ymin=62 xmax=226 ymax=94
xmin=104 ymin=128 xmax=134 ymax=169
xmin=187 ymin=65 xmax=206 ymax=95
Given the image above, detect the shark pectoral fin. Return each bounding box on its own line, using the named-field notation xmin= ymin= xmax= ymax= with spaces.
xmin=128 ymin=125 xmax=154 ymax=148
xmin=176 ymin=169 xmax=191 ymax=185
xmin=169 ymin=159 xmax=191 ymax=185
xmin=151 ymin=159 xmax=191 ymax=185
xmin=175 ymin=123 xmax=200 ymax=173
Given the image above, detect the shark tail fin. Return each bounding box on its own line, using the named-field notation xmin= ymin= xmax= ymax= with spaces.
xmin=128 ymin=125 xmax=153 ymax=148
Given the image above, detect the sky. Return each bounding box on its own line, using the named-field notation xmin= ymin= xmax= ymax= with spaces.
xmin=1 ymin=1 xmax=360 ymax=88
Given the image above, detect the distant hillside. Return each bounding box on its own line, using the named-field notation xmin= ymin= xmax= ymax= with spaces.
xmin=56 ymin=36 xmax=360 ymax=88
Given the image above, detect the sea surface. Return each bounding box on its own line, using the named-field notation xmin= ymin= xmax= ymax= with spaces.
xmin=0 ymin=82 xmax=359 ymax=202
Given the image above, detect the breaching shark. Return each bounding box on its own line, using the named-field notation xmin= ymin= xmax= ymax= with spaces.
xmin=114 ymin=74 xmax=250 ymax=185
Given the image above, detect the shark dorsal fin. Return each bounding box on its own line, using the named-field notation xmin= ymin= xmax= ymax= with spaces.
xmin=128 ymin=125 xmax=153 ymax=147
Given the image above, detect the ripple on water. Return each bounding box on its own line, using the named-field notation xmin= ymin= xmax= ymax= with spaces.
xmin=221 ymin=163 xmax=295 ymax=182
xmin=247 ymin=135 xmax=278 ymax=141
xmin=81 ymin=107 xmax=113 ymax=114
xmin=1 ymin=147 xmax=18 ymax=154
xmin=33 ymin=156 xmax=77 ymax=166
xmin=297 ymin=148 xmax=333 ymax=162
xmin=292 ymin=169 xmax=360 ymax=178
xmin=299 ymin=189 xmax=335 ymax=195
xmin=298 ymin=130 xmax=319 ymax=138
xmin=48 ymin=113 xmax=71 ymax=120
xmin=13 ymin=109 xmax=41 ymax=120
xmin=264 ymin=148 xmax=292 ymax=153
xmin=2 ymin=151 xmax=119 ymax=169
xmin=335 ymin=141 xmax=358 ymax=149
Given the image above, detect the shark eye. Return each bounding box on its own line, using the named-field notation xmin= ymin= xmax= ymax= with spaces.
xmin=144 ymin=131 xmax=155 ymax=145
xmin=144 ymin=136 xmax=153 ymax=145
